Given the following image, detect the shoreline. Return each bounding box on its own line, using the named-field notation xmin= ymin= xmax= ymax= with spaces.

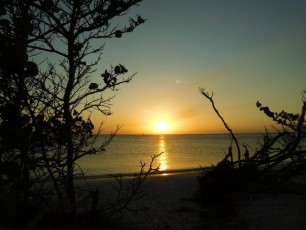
xmin=74 ymin=168 xmax=204 ymax=229
xmin=76 ymin=167 xmax=208 ymax=181
xmin=75 ymin=166 xmax=306 ymax=229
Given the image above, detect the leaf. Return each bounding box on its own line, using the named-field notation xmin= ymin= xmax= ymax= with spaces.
xmin=119 ymin=64 xmax=128 ymax=73
xmin=114 ymin=65 xmax=121 ymax=74
xmin=137 ymin=15 xmax=145 ymax=24
xmin=126 ymin=27 xmax=133 ymax=32
xmin=101 ymin=70 xmax=111 ymax=79
xmin=89 ymin=83 xmax=98 ymax=90
xmin=25 ymin=61 xmax=38 ymax=77
xmin=115 ymin=30 xmax=122 ymax=38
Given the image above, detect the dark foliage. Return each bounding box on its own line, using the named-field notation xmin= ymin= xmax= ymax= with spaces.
xmin=0 ymin=0 xmax=157 ymax=229
xmin=198 ymin=159 xmax=258 ymax=202
xmin=198 ymin=89 xmax=306 ymax=202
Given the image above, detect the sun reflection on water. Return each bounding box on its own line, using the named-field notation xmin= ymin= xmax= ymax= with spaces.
xmin=158 ymin=136 xmax=168 ymax=174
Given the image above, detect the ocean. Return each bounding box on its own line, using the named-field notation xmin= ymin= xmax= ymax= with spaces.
xmin=77 ymin=133 xmax=264 ymax=176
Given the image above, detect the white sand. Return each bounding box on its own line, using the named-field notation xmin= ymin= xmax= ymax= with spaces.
xmin=117 ymin=172 xmax=204 ymax=229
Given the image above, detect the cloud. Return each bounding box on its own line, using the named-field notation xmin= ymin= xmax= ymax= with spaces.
xmin=175 ymin=79 xmax=192 ymax=84
xmin=175 ymin=108 xmax=197 ymax=120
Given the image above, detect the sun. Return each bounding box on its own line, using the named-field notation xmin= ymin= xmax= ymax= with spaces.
xmin=155 ymin=120 xmax=169 ymax=132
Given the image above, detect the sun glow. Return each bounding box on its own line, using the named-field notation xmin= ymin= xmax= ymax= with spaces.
xmin=155 ymin=120 xmax=169 ymax=132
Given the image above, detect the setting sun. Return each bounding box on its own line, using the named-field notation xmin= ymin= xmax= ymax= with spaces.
xmin=155 ymin=120 xmax=169 ymax=132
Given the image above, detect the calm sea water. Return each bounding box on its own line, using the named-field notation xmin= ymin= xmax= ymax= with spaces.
xmin=77 ymin=134 xmax=264 ymax=176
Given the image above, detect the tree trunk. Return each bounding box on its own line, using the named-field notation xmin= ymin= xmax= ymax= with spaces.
xmin=63 ymin=36 xmax=77 ymax=211
xmin=64 ymin=86 xmax=76 ymax=208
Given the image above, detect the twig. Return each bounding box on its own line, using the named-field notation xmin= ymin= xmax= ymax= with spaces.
xmin=199 ymin=88 xmax=241 ymax=167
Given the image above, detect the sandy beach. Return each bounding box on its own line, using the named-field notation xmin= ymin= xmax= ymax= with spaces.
xmin=81 ymin=171 xmax=203 ymax=229
xmin=82 ymin=171 xmax=306 ymax=230
xmin=116 ymin=171 xmax=204 ymax=229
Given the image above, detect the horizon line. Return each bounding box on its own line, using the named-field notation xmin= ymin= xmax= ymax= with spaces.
xmin=97 ymin=132 xmax=266 ymax=135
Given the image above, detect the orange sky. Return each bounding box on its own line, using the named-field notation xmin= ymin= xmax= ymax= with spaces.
xmin=90 ymin=0 xmax=306 ymax=135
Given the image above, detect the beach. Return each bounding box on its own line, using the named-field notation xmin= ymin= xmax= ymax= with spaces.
xmin=80 ymin=171 xmax=203 ymax=229
xmin=83 ymin=171 xmax=306 ymax=230
xmin=116 ymin=171 xmax=203 ymax=229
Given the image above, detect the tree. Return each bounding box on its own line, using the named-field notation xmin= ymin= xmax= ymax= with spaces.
xmin=27 ymin=0 xmax=146 ymax=209
xmin=0 ymin=0 xmax=41 ymax=201
xmin=1 ymin=0 xmax=147 ymax=216
xmin=253 ymin=91 xmax=306 ymax=175
xmin=0 ymin=2 xmax=51 ymax=227
xmin=198 ymin=89 xmax=306 ymax=201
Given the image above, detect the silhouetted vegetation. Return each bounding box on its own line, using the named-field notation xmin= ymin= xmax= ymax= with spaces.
xmin=197 ymin=89 xmax=306 ymax=229
xmin=199 ymin=89 xmax=241 ymax=167
xmin=0 ymin=0 xmax=159 ymax=229
xmin=198 ymin=88 xmax=306 ymax=202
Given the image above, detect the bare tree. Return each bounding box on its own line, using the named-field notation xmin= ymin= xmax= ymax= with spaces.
xmin=199 ymin=88 xmax=241 ymax=167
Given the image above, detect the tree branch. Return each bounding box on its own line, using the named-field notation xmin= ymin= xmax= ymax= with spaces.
xmin=199 ymin=88 xmax=241 ymax=167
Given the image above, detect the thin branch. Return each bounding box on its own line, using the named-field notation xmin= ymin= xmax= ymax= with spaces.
xmin=199 ymin=88 xmax=241 ymax=167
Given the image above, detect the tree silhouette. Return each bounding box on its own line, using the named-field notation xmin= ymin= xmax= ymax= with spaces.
xmin=198 ymin=89 xmax=306 ymax=201
xmin=33 ymin=0 xmax=145 ymax=210
xmin=1 ymin=0 xmax=146 ymax=217
xmin=199 ymin=88 xmax=241 ymax=167
xmin=253 ymin=92 xmax=306 ymax=174
xmin=0 ymin=0 xmax=41 ymax=202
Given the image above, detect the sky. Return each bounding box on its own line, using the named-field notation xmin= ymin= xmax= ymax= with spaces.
xmin=91 ymin=0 xmax=306 ymax=135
